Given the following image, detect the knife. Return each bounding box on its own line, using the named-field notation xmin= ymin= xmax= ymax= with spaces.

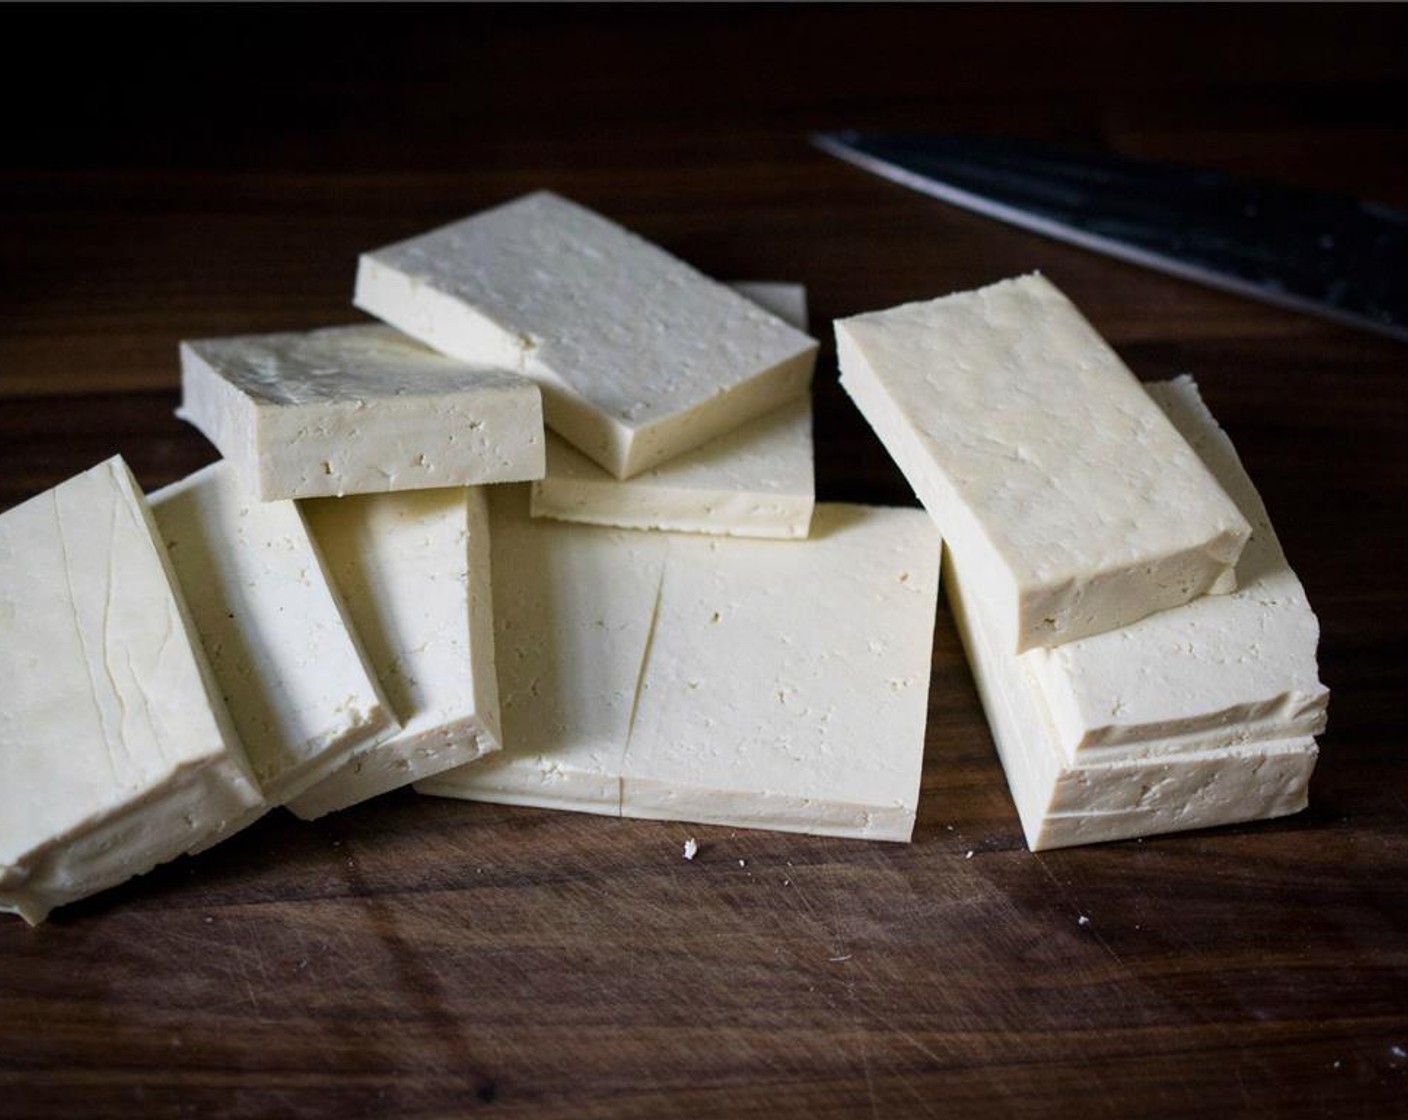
xmin=813 ymin=131 xmax=1408 ymax=343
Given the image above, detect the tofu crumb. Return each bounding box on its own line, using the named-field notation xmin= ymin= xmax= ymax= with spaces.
xmin=683 ymin=838 xmax=698 ymax=861
xmin=1078 ymin=915 xmax=1092 ymax=927
xmin=738 ymin=858 xmax=746 ymax=868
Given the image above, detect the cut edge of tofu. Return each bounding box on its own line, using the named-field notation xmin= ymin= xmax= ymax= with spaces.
xmin=945 ymin=548 xmax=1318 ymax=852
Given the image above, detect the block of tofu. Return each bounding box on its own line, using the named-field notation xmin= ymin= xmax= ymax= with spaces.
xmin=1 ymin=458 xmax=264 ymax=924
xmin=1023 ymin=377 xmax=1329 ymax=760
xmin=420 ymin=491 xmax=941 ymax=843
xmin=150 ymin=462 xmax=400 ymax=805
xmin=620 ymin=504 xmax=940 ymax=841
xmin=948 ymin=551 xmax=1318 ymax=851
xmin=836 ymin=273 xmax=1251 ymax=652
xmin=529 ymin=282 xmax=815 ymax=539
xmin=178 ymin=323 xmax=544 ymax=500
xmin=355 ymin=192 xmax=818 ymax=479
xmin=287 ymin=487 xmax=501 ymax=819
xmin=416 ymin=486 xmax=668 ymax=812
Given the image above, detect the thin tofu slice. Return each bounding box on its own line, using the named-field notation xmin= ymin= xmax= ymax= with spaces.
xmin=948 ymin=550 xmax=1318 ymax=851
xmin=1 ymin=458 xmax=264 ymax=924
xmin=1022 ymin=377 xmax=1329 ymax=760
xmin=179 ymin=323 xmax=544 ymax=500
xmin=420 ymin=491 xmax=941 ymax=843
xmin=150 ymin=462 xmax=400 ymax=805
xmin=620 ymin=504 xmax=940 ymax=841
xmin=836 ymin=274 xmax=1251 ymax=652
xmin=416 ymin=486 xmax=668 ymax=812
xmin=288 ymin=487 xmax=501 ymax=819
xmin=355 ymin=192 xmax=818 ymax=479
xmin=529 ymin=282 xmax=815 ymax=539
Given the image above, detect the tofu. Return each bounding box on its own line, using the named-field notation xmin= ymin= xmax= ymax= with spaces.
xmin=150 ymin=462 xmax=400 ymax=805
xmin=944 ymin=379 xmax=1324 ymax=849
xmin=948 ymin=551 xmax=1318 ymax=851
xmin=1 ymin=458 xmax=264 ymax=924
xmin=620 ymin=504 xmax=940 ymax=841
xmin=178 ymin=323 xmax=544 ymax=500
xmin=355 ymin=192 xmax=818 ymax=479
xmin=529 ymin=282 xmax=815 ymax=539
xmin=287 ymin=487 xmax=501 ymax=819
xmin=416 ymin=486 xmax=668 ymax=813
xmin=1023 ymin=377 xmax=1329 ymax=759
xmin=419 ymin=490 xmax=941 ymax=843
xmin=836 ymin=274 xmax=1251 ymax=652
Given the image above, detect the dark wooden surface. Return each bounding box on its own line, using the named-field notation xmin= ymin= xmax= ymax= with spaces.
xmin=2 ymin=7 xmax=1406 ymax=1118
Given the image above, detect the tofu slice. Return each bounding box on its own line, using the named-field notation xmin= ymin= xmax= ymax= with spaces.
xmin=948 ymin=551 xmax=1318 ymax=851
xmin=1022 ymin=377 xmax=1329 ymax=760
xmin=150 ymin=461 xmax=400 ymax=805
xmin=836 ymin=274 xmax=1251 ymax=652
xmin=178 ymin=323 xmax=544 ymax=500
xmin=620 ymin=504 xmax=940 ymax=841
xmin=419 ymin=491 xmax=941 ymax=843
xmin=415 ymin=486 xmax=668 ymax=812
xmin=1 ymin=458 xmax=264 ymax=924
xmin=529 ymin=282 xmax=815 ymax=539
xmin=287 ymin=487 xmax=501 ymax=819
xmin=355 ymin=192 xmax=818 ymax=479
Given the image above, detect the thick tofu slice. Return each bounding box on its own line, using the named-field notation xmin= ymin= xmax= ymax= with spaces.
xmin=178 ymin=323 xmax=544 ymax=500
xmin=355 ymin=192 xmax=818 ymax=479
xmin=836 ymin=274 xmax=1251 ymax=652
xmin=416 ymin=486 xmax=668 ymax=812
xmin=948 ymin=551 xmax=1318 ymax=851
xmin=1023 ymin=377 xmax=1329 ymax=760
xmin=620 ymin=504 xmax=940 ymax=841
xmin=150 ymin=462 xmax=400 ymax=805
xmin=419 ymin=491 xmax=941 ymax=843
xmin=288 ymin=487 xmax=501 ymax=819
xmin=1 ymin=458 xmax=264 ymax=924
xmin=529 ymin=282 xmax=815 ymax=539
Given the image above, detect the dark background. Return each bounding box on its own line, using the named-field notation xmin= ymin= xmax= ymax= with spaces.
xmin=2 ymin=6 xmax=1406 ymax=1118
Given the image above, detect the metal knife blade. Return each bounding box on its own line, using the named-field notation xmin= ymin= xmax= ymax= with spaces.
xmin=814 ymin=131 xmax=1408 ymax=342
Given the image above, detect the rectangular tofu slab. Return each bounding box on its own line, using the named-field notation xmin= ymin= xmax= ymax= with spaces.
xmin=287 ymin=487 xmax=501 ymax=819
xmin=529 ymin=282 xmax=815 ymax=539
xmin=419 ymin=489 xmax=940 ymax=843
xmin=355 ymin=192 xmax=818 ymax=479
xmin=178 ymin=323 xmax=544 ymax=500
xmin=948 ymin=551 xmax=1318 ymax=851
xmin=416 ymin=486 xmax=668 ymax=812
xmin=1 ymin=458 xmax=264 ymax=924
xmin=620 ymin=504 xmax=940 ymax=841
xmin=837 ymin=274 xmax=1251 ymax=652
xmin=1022 ymin=377 xmax=1329 ymax=760
xmin=150 ymin=462 xmax=400 ymax=805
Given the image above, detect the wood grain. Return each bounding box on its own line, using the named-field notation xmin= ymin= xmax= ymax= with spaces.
xmin=2 ymin=7 xmax=1406 ymax=1118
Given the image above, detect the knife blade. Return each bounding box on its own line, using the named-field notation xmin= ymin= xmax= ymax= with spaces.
xmin=814 ymin=131 xmax=1408 ymax=343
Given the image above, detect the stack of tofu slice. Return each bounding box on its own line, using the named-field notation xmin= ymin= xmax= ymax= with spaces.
xmin=836 ymin=274 xmax=1329 ymax=850
xmin=2 ymin=192 xmax=944 ymax=923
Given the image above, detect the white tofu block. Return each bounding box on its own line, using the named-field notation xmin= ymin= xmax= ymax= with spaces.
xmin=416 ymin=486 xmax=668 ymax=813
xmin=1023 ymin=377 xmax=1329 ymax=760
xmin=150 ymin=462 xmax=400 ymax=805
xmin=620 ymin=504 xmax=940 ymax=841
xmin=355 ymin=192 xmax=818 ymax=479
xmin=529 ymin=282 xmax=815 ymax=539
xmin=836 ymin=274 xmax=1252 ymax=652
xmin=948 ymin=552 xmax=1318 ymax=851
xmin=178 ymin=323 xmax=544 ymax=500
xmin=419 ymin=491 xmax=941 ymax=843
xmin=1 ymin=458 xmax=264 ymax=924
xmin=531 ymin=398 xmax=815 ymax=539
xmin=287 ymin=487 xmax=501 ymax=819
